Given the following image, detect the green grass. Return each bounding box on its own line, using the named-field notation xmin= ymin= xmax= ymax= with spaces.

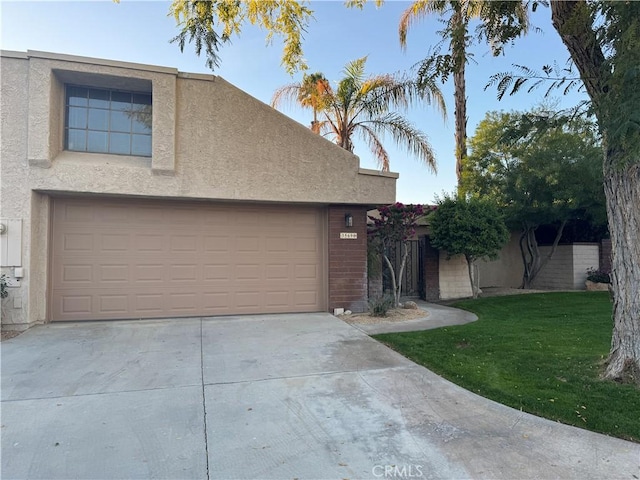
xmin=374 ymin=292 xmax=639 ymax=442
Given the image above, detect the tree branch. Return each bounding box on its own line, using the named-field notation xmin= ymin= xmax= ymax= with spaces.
xmin=550 ymin=0 xmax=606 ymax=115
xmin=539 ymin=218 xmax=568 ymax=273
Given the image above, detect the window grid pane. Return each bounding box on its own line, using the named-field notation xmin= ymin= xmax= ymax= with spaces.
xmin=67 ymin=129 xmax=87 ymax=151
xmin=109 ymin=132 xmax=131 ymax=155
xmin=65 ymin=85 xmax=152 ymax=157
xmin=88 ymin=109 xmax=108 ymax=130
xmin=87 ymin=131 xmax=108 ymax=153
xmin=111 ymin=91 xmax=132 ymax=111
xmin=131 ymin=134 xmax=152 ymax=156
xmin=88 ymin=89 xmax=109 ymax=108
xmin=67 ymin=86 xmax=89 ymax=107
xmin=110 ymin=110 xmax=132 ymax=133
xmin=67 ymin=107 xmax=88 ymax=129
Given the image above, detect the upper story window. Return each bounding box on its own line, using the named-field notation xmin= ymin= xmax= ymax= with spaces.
xmin=65 ymin=86 xmax=152 ymax=157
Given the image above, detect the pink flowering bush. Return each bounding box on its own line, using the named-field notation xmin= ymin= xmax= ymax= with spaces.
xmin=369 ymin=203 xmax=431 ymax=245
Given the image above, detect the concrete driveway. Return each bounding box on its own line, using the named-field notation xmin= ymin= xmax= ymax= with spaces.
xmin=2 ymin=313 xmax=638 ymax=479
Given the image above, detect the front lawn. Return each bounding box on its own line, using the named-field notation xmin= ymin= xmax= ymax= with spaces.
xmin=374 ymin=292 xmax=639 ymax=442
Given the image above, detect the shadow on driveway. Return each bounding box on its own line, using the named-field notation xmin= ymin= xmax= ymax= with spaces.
xmin=2 ymin=313 xmax=638 ymax=479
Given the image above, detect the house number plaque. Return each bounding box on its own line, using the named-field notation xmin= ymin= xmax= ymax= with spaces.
xmin=339 ymin=232 xmax=358 ymax=239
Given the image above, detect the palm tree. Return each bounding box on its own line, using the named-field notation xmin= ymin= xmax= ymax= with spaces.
xmin=273 ymin=72 xmax=330 ymax=134
xmin=399 ymin=0 xmax=529 ymax=182
xmin=272 ymin=56 xmax=446 ymax=172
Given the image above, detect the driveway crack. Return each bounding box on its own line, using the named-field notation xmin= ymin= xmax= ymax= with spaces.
xmin=200 ymin=318 xmax=210 ymax=480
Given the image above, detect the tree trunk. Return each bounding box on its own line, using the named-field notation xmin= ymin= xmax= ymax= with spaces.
xmin=451 ymin=7 xmax=468 ymax=183
xmin=550 ymin=1 xmax=605 ymax=115
xmin=602 ymin=163 xmax=640 ymax=382
xmin=383 ymin=242 xmax=411 ymax=308
xmin=551 ymin=0 xmax=640 ymax=383
xmin=396 ymin=242 xmax=410 ymax=307
xmin=519 ymin=220 xmax=567 ymax=289
xmin=310 ymin=109 xmax=319 ymax=134
xmin=519 ymin=226 xmax=539 ymax=289
xmin=382 ymin=253 xmax=398 ymax=307
xmin=465 ymin=255 xmax=478 ymax=299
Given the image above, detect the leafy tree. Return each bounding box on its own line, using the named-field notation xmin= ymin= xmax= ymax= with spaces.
xmin=398 ymin=0 xmax=530 ymax=181
xmin=169 ymin=0 xmax=313 ymax=74
xmin=369 ymin=203 xmax=426 ymax=307
xmin=485 ymin=1 xmax=640 ymax=383
xmin=272 ymin=57 xmax=446 ymax=171
xmin=168 ymin=0 xmax=640 ymax=383
xmin=462 ymin=110 xmax=605 ymax=289
xmin=429 ymin=195 xmax=509 ymax=298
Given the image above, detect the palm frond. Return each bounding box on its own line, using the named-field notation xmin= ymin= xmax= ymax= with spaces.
xmin=314 ymin=119 xmax=333 ymax=137
xmin=356 ymin=74 xmax=446 ymax=123
xmin=271 ymin=55 xmax=443 ymax=170
xmin=342 ymin=56 xmax=368 ymax=84
xmin=359 ymin=75 xmax=394 ymax=99
xmin=399 ymin=0 xmax=449 ymax=48
xmin=271 ymin=83 xmax=304 ymax=109
xmin=320 ymin=111 xmax=342 ymax=142
xmin=363 ymin=112 xmax=437 ymax=173
xmin=357 ymin=124 xmax=391 ymax=171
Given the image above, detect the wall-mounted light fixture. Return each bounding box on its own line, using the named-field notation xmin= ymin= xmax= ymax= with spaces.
xmin=344 ymin=213 xmax=353 ymax=228
xmin=0 ymin=223 xmax=6 ymax=235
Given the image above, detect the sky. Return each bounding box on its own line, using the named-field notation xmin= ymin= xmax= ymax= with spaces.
xmin=0 ymin=1 xmax=588 ymax=204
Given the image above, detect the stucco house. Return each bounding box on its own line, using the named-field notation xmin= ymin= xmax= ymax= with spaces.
xmin=0 ymin=50 xmax=398 ymax=331
xmin=377 ymin=220 xmax=607 ymax=302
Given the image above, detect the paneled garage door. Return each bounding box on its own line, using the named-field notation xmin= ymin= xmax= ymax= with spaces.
xmin=50 ymin=197 xmax=326 ymax=321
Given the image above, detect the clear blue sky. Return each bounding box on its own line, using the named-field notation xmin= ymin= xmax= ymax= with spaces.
xmin=0 ymin=1 xmax=586 ymax=204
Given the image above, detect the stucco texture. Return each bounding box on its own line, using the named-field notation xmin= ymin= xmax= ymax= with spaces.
xmin=8 ymin=51 xmax=396 ymax=206
xmin=0 ymin=51 xmax=398 ymax=329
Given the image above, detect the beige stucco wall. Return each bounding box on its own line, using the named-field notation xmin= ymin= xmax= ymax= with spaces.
xmin=532 ymin=244 xmax=599 ymax=290
xmin=0 ymin=51 xmax=398 ymax=329
xmin=7 ymin=50 xmax=397 ymax=204
xmin=438 ymin=253 xmax=472 ymax=300
xmin=1 ymin=55 xmax=31 ymax=327
xmin=479 ymin=233 xmax=600 ymax=291
xmin=478 ymin=232 xmax=524 ymax=288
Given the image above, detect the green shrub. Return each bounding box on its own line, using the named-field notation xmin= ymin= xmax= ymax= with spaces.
xmin=587 ymin=267 xmax=610 ymax=283
xmin=369 ymin=295 xmax=394 ymax=317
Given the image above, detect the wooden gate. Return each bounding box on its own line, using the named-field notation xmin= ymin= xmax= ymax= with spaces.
xmin=383 ymin=238 xmax=425 ymax=298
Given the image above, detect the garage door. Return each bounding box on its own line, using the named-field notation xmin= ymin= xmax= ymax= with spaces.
xmin=50 ymin=197 xmax=326 ymax=321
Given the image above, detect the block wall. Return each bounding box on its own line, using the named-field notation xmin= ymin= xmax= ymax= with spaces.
xmin=438 ymin=253 xmax=472 ymax=300
xmin=532 ymin=244 xmax=599 ymax=290
xmin=531 ymin=245 xmax=573 ymax=289
xmin=571 ymin=244 xmax=600 ymax=289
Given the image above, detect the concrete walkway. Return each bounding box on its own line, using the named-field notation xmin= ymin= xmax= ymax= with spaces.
xmin=2 ymin=313 xmax=638 ymax=479
xmin=350 ymin=300 xmax=478 ymax=335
